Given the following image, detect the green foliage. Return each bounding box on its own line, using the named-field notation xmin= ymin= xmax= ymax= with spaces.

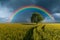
xmin=31 ymin=12 xmax=44 ymax=23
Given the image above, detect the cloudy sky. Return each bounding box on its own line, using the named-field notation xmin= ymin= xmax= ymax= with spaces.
xmin=0 ymin=0 xmax=60 ymax=23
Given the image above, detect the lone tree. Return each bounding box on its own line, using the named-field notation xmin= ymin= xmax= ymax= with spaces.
xmin=31 ymin=12 xmax=44 ymax=23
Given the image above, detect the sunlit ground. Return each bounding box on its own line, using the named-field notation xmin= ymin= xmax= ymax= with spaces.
xmin=0 ymin=23 xmax=60 ymax=40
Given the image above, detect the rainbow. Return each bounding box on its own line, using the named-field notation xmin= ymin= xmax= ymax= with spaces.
xmin=9 ymin=6 xmax=54 ymax=22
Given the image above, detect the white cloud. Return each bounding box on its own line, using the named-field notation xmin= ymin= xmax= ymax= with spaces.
xmin=0 ymin=5 xmax=13 ymax=23
xmin=53 ymin=13 xmax=60 ymax=17
xmin=42 ymin=17 xmax=55 ymax=22
xmin=52 ymin=13 xmax=60 ymax=22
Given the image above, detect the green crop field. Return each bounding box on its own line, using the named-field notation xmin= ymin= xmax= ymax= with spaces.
xmin=0 ymin=23 xmax=60 ymax=40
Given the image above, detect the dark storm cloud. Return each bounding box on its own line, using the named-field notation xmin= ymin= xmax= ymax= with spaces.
xmin=0 ymin=0 xmax=9 ymax=5
xmin=36 ymin=0 xmax=60 ymax=13
xmin=0 ymin=0 xmax=8 ymax=2
xmin=4 ymin=0 xmax=36 ymax=10
xmin=1 ymin=0 xmax=60 ymax=13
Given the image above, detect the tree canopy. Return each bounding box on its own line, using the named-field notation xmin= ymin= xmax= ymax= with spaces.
xmin=31 ymin=12 xmax=44 ymax=23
